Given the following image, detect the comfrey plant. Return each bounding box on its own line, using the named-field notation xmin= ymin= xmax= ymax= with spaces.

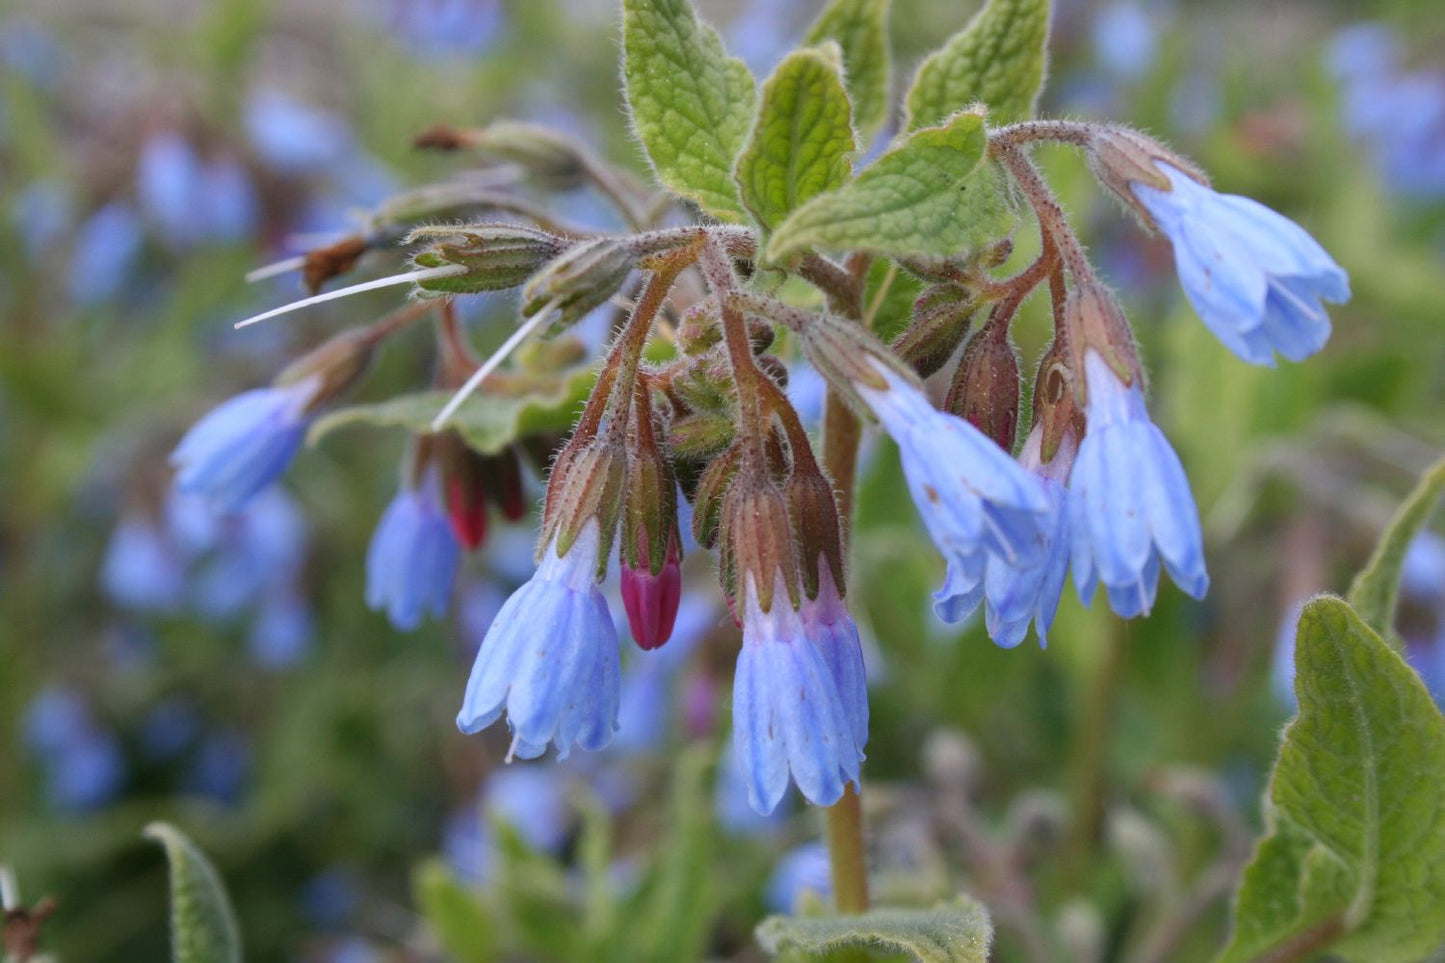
xmin=169 ymin=0 xmax=1404 ymax=952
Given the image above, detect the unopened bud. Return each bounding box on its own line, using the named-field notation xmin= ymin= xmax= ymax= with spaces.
xmin=1087 ymin=126 xmax=1207 ymax=229
xmin=893 ymin=284 xmax=977 ymax=378
xmin=1031 ymin=340 xmax=1085 ymax=465
xmin=438 ymin=437 xmax=528 ymax=550
xmin=542 ymin=439 xmax=626 ymax=570
xmin=521 ymin=237 xmax=636 ymax=328
xmin=944 ymin=320 xmax=1021 ymax=452
xmin=410 ymin=224 xmax=565 ymax=296
xmin=622 ymin=535 xmax=682 ymax=650
xmin=467 ymin=120 xmax=592 ymax=188
xmin=690 ymin=443 xmax=741 ymax=550
xmin=274 ymin=327 xmax=375 ymax=409
xmin=620 ymin=413 xmax=678 ymax=577
xmin=723 ymin=476 xmax=798 ymax=614
xmin=669 ymin=411 xmax=734 ymax=460
xmin=676 ymin=302 xmax=723 ymax=355
xmin=784 ymin=469 xmax=844 ymax=600
xmin=1063 ymin=281 xmax=1139 ymax=392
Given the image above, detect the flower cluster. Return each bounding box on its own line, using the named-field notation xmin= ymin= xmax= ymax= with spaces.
xmin=172 ymin=92 xmax=1347 ymax=817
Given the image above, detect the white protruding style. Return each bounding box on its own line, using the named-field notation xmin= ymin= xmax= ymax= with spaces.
xmin=430 ymin=304 xmax=558 ymax=431
xmin=232 ymin=265 xmax=465 ymax=330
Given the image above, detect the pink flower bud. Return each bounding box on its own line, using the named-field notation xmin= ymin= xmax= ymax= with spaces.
xmin=622 ymin=539 xmax=682 ymax=650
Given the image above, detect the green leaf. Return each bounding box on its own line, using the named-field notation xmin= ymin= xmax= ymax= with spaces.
xmin=766 ymin=110 xmax=1014 ymax=262
xmin=1216 ymin=596 xmax=1445 ymax=963
xmin=804 ymin=0 xmax=892 ymax=142
xmin=622 ymin=0 xmax=757 ymax=222
xmin=308 ymin=367 xmax=596 ymax=454
xmin=903 ymin=0 xmax=1052 ymax=131
xmin=413 ymin=860 xmax=494 ymax=963
xmin=1347 ymin=454 xmax=1445 ymax=641
xmin=757 ymin=896 xmax=992 ymax=962
xmin=735 ymin=47 xmax=857 ymax=235
xmin=143 ymin=823 xmax=242 ymax=963
xmin=630 ymin=746 xmax=717 ymax=963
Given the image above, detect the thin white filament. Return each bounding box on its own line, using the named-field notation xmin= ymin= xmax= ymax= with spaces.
xmin=431 ymin=306 xmax=557 ymax=431
xmin=243 ymin=255 xmax=307 ymax=283
xmin=232 ymin=265 xmax=465 ymax=330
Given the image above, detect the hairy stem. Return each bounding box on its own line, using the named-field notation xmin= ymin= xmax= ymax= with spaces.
xmin=994 ymin=145 xmax=1095 ymax=284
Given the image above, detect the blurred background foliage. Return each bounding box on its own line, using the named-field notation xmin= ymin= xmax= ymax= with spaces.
xmin=0 ymin=0 xmax=1442 ymax=961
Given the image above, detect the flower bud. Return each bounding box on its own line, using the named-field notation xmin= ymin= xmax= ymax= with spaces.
xmin=542 ymin=439 xmax=626 ymax=571
xmin=274 ymin=327 xmax=376 ymax=409
xmin=677 ymin=301 xmax=723 ymax=355
xmin=1063 ymin=281 xmax=1140 ymax=392
xmin=784 ymin=469 xmax=844 ymax=601
xmin=1086 ymin=125 xmax=1207 ymax=229
xmin=944 ymin=319 xmax=1021 ymax=452
xmin=722 ymin=476 xmax=799 ymax=614
xmin=690 ymin=443 xmax=741 ymax=550
xmin=620 ymin=407 xmax=678 ymax=577
xmin=621 ymin=534 xmax=682 ymax=650
xmin=468 ymin=120 xmax=592 ymax=188
xmin=409 ymin=224 xmax=565 ymax=296
xmin=1030 ymin=340 xmax=1085 ymax=465
xmin=668 ymin=411 xmax=735 ymax=460
xmin=521 ymin=237 xmax=636 ymax=328
xmin=437 ymin=436 xmax=528 ymax=550
xmin=892 ymin=284 xmax=977 ymax=378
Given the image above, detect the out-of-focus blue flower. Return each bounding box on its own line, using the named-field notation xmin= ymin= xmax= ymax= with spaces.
xmin=457 ymin=521 xmax=620 ymax=760
xmin=766 ymin=841 xmax=833 ymax=914
xmin=855 ymin=361 xmax=1050 ymax=586
xmin=1132 ymin=162 xmax=1350 ymax=366
xmin=366 ymin=467 xmax=459 ymax=631
xmin=320 ymin=937 xmax=377 ymax=963
xmin=100 ymin=514 xmax=186 ymax=613
xmin=302 ymin=868 xmax=361 ymax=929
xmin=245 ymin=90 xmax=352 ymax=175
xmin=733 ymin=573 xmax=862 ymax=815
xmin=1091 ymin=1 xmax=1157 ymax=81
xmin=23 ymin=686 xmax=126 ymax=812
xmin=247 ymin=589 xmax=314 ymax=669
xmin=612 ymin=657 xmax=671 ymax=753
xmin=729 ymin=0 xmax=794 ymax=77
xmin=138 ymin=696 xmax=201 ymax=763
xmin=198 ymin=154 xmax=260 ymax=243
xmin=1326 ymin=22 xmax=1398 ymax=85
xmin=138 ymin=131 xmax=204 ymax=243
xmin=935 ymin=423 xmax=1078 ymax=649
xmin=68 ymin=201 xmax=144 ymax=306
xmin=190 ymin=487 xmax=308 ymax=619
xmin=444 ymin=766 xmax=570 ymax=883
xmin=12 ymin=180 xmax=71 ymax=260
xmin=381 ymin=0 xmax=504 ymax=57
xmin=182 ymin=729 xmax=251 ymax=805
xmin=172 ymin=377 xmax=321 ymax=513
xmin=1069 ymin=351 xmax=1207 ymax=617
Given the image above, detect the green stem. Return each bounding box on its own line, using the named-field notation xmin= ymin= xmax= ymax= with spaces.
xmin=1066 ymin=616 xmax=1128 ymax=870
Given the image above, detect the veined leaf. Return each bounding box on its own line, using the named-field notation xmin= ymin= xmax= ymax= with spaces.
xmin=804 ymin=0 xmax=892 ymax=142
xmin=766 ymin=109 xmax=1013 ymax=262
xmin=1347 ymin=454 xmax=1445 ymax=642
xmin=735 ymin=46 xmax=857 ymax=235
xmin=144 ymin=823 xmax=242 ymax=963
xmin=1216 ymin=597 xmax=1445 ymax=963
xmin=757 ymin=895 xmax=993 ymax=962
xmin=904 ymin=0 xmax=1052 ymax=131
xmin=622 ymin=0 xmax=757 ymax=222
xmin=308 ymin=367 xmax=596 ymax=453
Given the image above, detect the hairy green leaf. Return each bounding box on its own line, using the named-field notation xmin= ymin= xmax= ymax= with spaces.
xmin=766 ymin=110 xmax=1013 ymax=261
xmin=622 ymin=0 xmax=757 ymax=222
xmin=144 ymin=823 xmax=242 ymax=963
xmin=414 ymin=860 xmax=494 ymax=963
xmin=904 ymin=0 xmax=1052 ymax=131
xmin=757 ymin=896 xmax=992 ymax=962
xmin=735 ymin=47 xmax=857 ymax=235
xmin=307 ymin=367 xmax=596 ymax=454
xmin=1216 ymin=596 xmax=1445 ymax=963
xmin=804 ymin=0 xmax=892 ymax=142
xmin=1348 ymin=454 xmax=1445 ymax=642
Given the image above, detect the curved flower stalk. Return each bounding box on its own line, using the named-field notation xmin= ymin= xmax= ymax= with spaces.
xmin=1069 ymin=350 xmax=1208 ymax=617
xmin=1130 ymin=162 xmax=1350 ymax=365
xmin=365 ymin=463 xmax=460 ymax=631
xmin=457 ymin=520 xmax=620 ymax=760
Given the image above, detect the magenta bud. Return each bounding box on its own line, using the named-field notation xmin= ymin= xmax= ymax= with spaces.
xmin=622 ymin=539 xmax=682 ymax=650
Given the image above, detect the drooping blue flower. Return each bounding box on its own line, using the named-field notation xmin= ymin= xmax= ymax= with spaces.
xmin=171 ymin=376 xmax=320 ymax=512
xmin=23 ymin=686 xmax=125 ymax=812
xmin=244 ymin=90 xmax=352 ymax=175
xmin=189 ymin=487 xmax=309 ymax=619
xmin=100 ymin=514 xmax=186 ymax=613
xmin=457 ymin=520 xmax=620 ymax=760
xmin=934 ymin=423 xmax=1077 ymax=650
xmin=68 ymin=200 xmax=144 ymax=306
xmin=733 ymin=573 xmax=863 ymax=815
xmin=137 ymin=131 xmax=204 ymax=243
xmin=365 ymin=467 xmax=459 ymax=631
xmin=1069 ymin=351 xmax=1208 ymax=618
xmin=1131 ymin=162 xmax=1350 ymax=366
xmin=766 ymin=841 xmax=833 ymax=914
xmin=854 ymin=361 xmax=1051 ymax=582
xmin=247 ymin=589 xmax=315 ymax=669
xmin=799 ymin=568 xmax=869 ymax=754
